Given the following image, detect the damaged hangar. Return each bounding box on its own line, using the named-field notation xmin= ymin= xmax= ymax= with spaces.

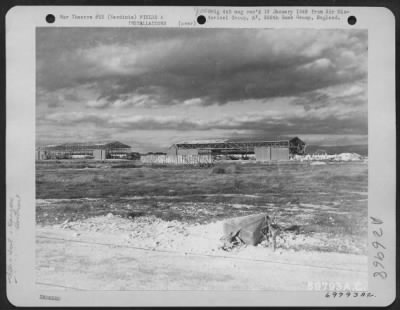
xmin=167 ymin=137 xmax=306 ymax=162
xmin=36 ymin=141 xmax=132 ymax=160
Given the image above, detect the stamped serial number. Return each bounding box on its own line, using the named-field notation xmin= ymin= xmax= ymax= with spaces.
xmin=325 ymin=291 xmax=375 ymax=298
xmin=370 ymin=216 xmax=387 ymax=280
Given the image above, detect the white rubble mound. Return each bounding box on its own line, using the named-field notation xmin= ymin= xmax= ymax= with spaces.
xmin=294 ymin=153 xmax=363 ymax=162
xmin=335 ymin=153 xmax=362 ymax=161
xmin=58 ymin=215 xmax=224 ymax=254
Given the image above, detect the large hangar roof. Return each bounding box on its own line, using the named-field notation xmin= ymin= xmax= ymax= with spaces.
xmin=38 ymin=141 xmax=131 ymax=151
xmin=172 ymin=137 xmax=304 ymax=148
xmin=175 ymin=138 xmax=229 ymax=144
xmin=174 ymin=136 xmax=304 ymax=144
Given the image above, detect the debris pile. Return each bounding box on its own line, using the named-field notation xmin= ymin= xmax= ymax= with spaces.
xmin=40 ymin=212 xmax=365 ymax=255
xmin=293 ymin=153 xmax=363 ymax=162
xmin=219 ymin=213 xmax=280 ymax=251
xmin=219 ymin=230 xmax=246 ymax=251
xmin=334 ymin=153 xmax=362 ymax=161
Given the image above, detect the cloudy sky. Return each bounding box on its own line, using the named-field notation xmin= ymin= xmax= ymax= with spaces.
xmin=36 ymin=28 xmax=367 ymax=152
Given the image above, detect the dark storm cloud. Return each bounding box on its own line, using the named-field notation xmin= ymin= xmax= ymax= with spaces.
xmin=36 ymin=28 xmax=368 ymax=147
xmin=292 ymin=80 xmax=367 ymax=111
xmin=37 ymin=28 xmax=367 ymax=108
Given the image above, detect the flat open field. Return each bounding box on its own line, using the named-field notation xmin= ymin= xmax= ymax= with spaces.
xmin=36 ymin=160 xmax=368 ymax=290
xmin=37 ymin=160 xmax=368 ymax=254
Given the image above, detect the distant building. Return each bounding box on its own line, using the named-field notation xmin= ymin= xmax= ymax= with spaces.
xmin=36 ymin=141 xmax=131 ymax=160
xmin=167 ymin=137 xmax=306 ymax=162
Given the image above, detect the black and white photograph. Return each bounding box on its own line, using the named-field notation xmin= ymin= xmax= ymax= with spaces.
xmin=5 ymin=5 xmax=397 ymax=306
xmin=34 ymin=26 xmax=370 ymax=291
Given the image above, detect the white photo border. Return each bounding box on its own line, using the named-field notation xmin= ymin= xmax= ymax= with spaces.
xmin=5 ymin=6 xmax=396 ymax=306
